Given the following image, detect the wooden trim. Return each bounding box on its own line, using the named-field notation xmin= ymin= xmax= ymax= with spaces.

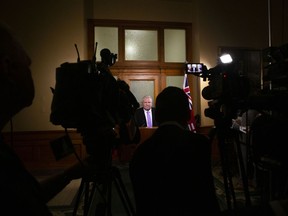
xmin=87 ymin=19 xmax=192 ymax=68
xmin=87 ymin=19 xmax=193 ymax=101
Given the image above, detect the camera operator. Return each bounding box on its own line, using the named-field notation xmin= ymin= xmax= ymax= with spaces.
xmin=0 ymin=22 xmax=73 ymax=215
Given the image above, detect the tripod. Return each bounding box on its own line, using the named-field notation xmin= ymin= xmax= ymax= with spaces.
xmin=209 ymin=117 xmax=251 ymax=211
xmin=71 ymin=136 xmax=136 ymax=216
xmin=72 ymin=162 xmax=135 ymax=216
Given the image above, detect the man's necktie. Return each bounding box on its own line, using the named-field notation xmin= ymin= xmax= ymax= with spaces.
xmin=146 ymin=111 xmax=152 ymax=128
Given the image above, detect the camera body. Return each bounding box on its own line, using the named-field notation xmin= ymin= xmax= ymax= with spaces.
xmin=109 ymin=53 xmax=117 ymax=66
xmin=186 ymin=61 xmax=250 ymax=120
xmin=50 ymin=60 xmax=99 ymax=128
xmin=100 ymin=48 xmax=117 ymax=66
xmin=50 ymin=46 xmax=121 ymax=130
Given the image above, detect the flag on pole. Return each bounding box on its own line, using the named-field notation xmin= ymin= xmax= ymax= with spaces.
xmin=183 ymin=73 xmax=197 ymax=133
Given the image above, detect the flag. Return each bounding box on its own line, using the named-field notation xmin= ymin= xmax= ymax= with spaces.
xmin=183 ymin=74 xmax=197 ymax=132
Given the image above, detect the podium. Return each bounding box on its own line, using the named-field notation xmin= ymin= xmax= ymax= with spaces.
xmin=138 ymin=127 xmax=157 ymax=144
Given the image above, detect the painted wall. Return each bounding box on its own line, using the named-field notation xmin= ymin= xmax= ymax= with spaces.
xmin=0 ymin=0 xmax=286 ymax=131
xmin=1 ymin=0 xmax=86 ymax=131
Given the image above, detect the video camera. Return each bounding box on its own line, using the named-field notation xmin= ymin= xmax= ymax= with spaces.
xmin=99 ymin=48 xmax=118 ymax=67
xmin=185 ymin=60 xmax=250 ymax=120
xmin=50 ymin=44 xmax=118 ymax=129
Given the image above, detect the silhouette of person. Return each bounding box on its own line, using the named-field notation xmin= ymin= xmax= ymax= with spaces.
xmin=134 ymin=95 xmax=158 ymax=127
xmin=129 ymin=86 xmax=221 ymax=216
xmin=0 ymin=22 xmax=73 ymax=215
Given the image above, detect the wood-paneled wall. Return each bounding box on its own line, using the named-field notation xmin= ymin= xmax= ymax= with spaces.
xmin=1 ymin=126 xmax=217 ymax=172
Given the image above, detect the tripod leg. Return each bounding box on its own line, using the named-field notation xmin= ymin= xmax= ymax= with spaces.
xmin=83 ymin=181 xmax=92 ymax=216
xmin=218 ymin=137 xmax=233 ymax=210
xmin=84 ymin=171 xmax=113 ymax=216
xmin=234 ymin=132 xmax=251 ymax=207
xmin=112 ymin=166 xmax=136 ymax=216
xmin=73 ymin=178 xmax=85 ymax=216
xmin=218 ymin=132 xmax=238 ymax=210
xmin=86 ymin=181 xmax=107 ymax=216
xmin=105 ymin=174 xmax=113 ymax=216
xmin=73 ymin=178 xmax=100 ymax=216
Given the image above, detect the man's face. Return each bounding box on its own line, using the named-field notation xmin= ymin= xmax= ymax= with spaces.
xmin=142 ymin=98 xmax=152 ymax=111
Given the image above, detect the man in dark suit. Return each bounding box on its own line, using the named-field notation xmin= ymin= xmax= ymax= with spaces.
xmin=129 ymin=86 xmax=221 ymax=216
xmin=134 ymin=95 xmax=157 ymax=127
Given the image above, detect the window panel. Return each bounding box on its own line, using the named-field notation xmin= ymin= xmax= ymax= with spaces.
xmin=130 ymin=80 xmax=155 ymax=105
xmin=125 ymin=30 xmax=158 ymax=61
xmin=94 ymin=27 xmax=118 ymax=61
xmin=166 ymin=76 xmax=184 ymax=88
xmin=164 ymin=29 xmax=186 ymax=62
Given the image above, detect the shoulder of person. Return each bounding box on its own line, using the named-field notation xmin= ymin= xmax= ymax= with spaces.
xmin=177 ymin=132 xmax=211 ymax=156
xmin=185 ymin=130 xmax=210 ymax=144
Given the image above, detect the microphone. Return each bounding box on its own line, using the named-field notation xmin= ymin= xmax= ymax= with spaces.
xmin=74 ymin=44 xmax=80 ymax=63
xmin=93 ymin=42 xmax=98 ymax=63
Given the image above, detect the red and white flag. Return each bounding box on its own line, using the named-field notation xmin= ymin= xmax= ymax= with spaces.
xmin=183 ymin=74 xmax=197 ymax=133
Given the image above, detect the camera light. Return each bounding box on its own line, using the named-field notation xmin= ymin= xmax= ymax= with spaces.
xmin=220 ymin=54 xmax=233 ymax=64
